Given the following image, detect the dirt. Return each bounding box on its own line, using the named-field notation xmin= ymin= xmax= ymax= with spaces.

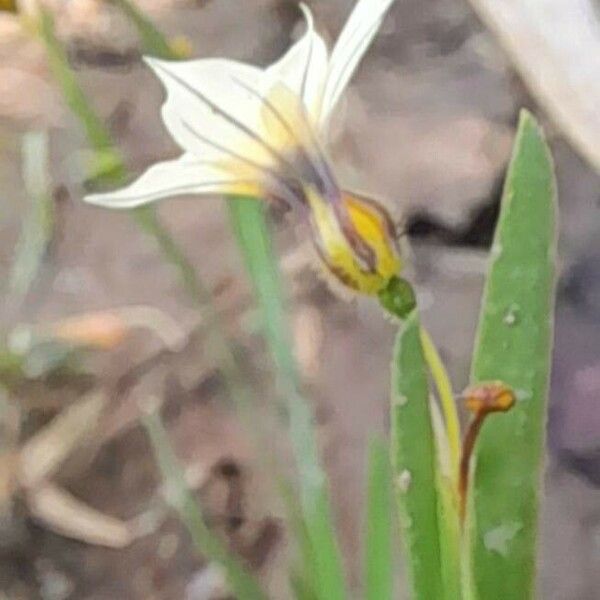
xmin=1 ymin=1 xmax=599 ymax=599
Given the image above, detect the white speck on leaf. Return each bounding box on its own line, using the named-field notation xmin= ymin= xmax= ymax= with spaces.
xmin=503 ymin=303 xmax=521 ymax=326
xmin=483 ymin=521 xmax=523 ymax=557
xmin=514 ymin=388 xmax=532 ymax=401
xmin=395 ymin=393 xmax=408 ymax=407
xmin=401 ymin=514 xmax=413 ymax=529
xmin=396 ymin=470 xmax=412 ymax=493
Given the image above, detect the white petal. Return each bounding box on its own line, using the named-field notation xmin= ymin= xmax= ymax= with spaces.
xmin=266 ymin=3 xmax=329 ymax=123
xmin=319 ymin=0 xmax=396 ymax=125
xmin=259 ymin=81 xmax=338 ymax=199
xmin=84 ymin=154 xmax=261 ymax=209
xmin=145 ymin=57 xmax=281 ymax=171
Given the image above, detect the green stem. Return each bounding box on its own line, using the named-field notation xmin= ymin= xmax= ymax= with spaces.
xmin=228 ymin=199 xmax=347 ymax=600
xmin=419 ymin=328 xmax=463 ymax=600
xmin=419 ymin=327 xmax=461 ymax=486
xmin=110 ymin=0 xmax=176 ymax=59
xmin=459 ymin=412 xmax=485 ymax=525
xmin=37 ymin=6 xmax=255 ymax=421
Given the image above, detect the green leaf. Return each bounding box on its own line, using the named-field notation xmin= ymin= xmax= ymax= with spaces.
xmin=228 ymin=199 xmax=347 ymax=600
xmin=468 ymin=110 xmax=557 ymax=599
xmin=39 ymin=9 xmax=122 ymax=172
xmin=390 ymin=311 xmax=444 ymax=599
xmin=111 ymin=0 xmax=176 ymax=59
xmin=364 ymin=436 xmax=393 ymax=600
xmin=228 ymin=201 xmax=297 ymax=388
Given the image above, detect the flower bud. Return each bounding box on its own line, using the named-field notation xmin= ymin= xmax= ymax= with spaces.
xmin=462 ymin=381 xmax=516 ymax=416
xmin=307 ymin=190 xmax=402 ymax=295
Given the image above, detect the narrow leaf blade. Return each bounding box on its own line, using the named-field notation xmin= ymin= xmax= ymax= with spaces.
xmin=112 ymin=0 xmax=176 ymax=59
xmin=364 ymin=436 xmax=393 ymax=600
xmin=228 ymin=199 xmax=347 ymax=600
xmin=468 ymin=110 xmax=557 ymax=599
xmin=391 ymin=311 xmax=444 ymax=599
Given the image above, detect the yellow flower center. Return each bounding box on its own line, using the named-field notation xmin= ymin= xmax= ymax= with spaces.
xmin=306 ymin=188 xmax=402 ymax=295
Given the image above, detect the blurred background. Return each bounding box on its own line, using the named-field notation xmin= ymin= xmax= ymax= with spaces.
xmin=1 ymin=1 xmax=599 ymax=598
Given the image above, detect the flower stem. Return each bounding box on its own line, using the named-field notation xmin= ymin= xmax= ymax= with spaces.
xmin=111 ymin=0 xmax=176 ymax=59
xmin=458 ymin=411 xmax=485 ymax=525
xmin=458 ymin=381 xmax=517 ymax=526
xmin=419 ymin=327 xmax=461 ymax=485
xmin=228 ymin=199 xmax=347 ymax=600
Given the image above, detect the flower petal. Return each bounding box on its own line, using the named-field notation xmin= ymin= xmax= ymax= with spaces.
xmin=319 ymin=0 xmax=396 ymax=125
xmin=84 ymin=154 xmax=262 ymax=209
xmin=260 ymin=81 xmax=340 ymax=201
xmin=145 ymin=56 xmax=283 ymax=172
xmin=266 ymin=3 xmax=328 ymax=124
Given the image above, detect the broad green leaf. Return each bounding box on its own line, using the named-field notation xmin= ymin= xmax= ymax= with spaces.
xmin=391 ymin=311 xmax=444 ymax=600
xmin=364 ymin=436 xmax=393 ymax=600
xmin=468 ymin=110 xmax=557 ymax=599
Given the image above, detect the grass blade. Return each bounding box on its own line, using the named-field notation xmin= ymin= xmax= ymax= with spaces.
xmin=364 ymin=436 xmax=393 ymax=600
xmin=468 ymin=110 xmax=557 ymax=599
xmin=391 ymin=310 xmax=444 ymax=599
xmin=142 ymin=407 xmax=267 ymax=600
xmin=44 ymin=2 xmax=345 ymax=594
xmin=112 ymin=0 xmax=345 ymax=589
xmin=419 ymin=329 xmax=462 ymax=600
xmin=39 ymin=11 xmax=122 ymax=180
xmin=227 ymin=200 xmax=298 ymax=390
xmin=111 ymin=0 xmax=175 ymax=59
xmin=37 ymin=7 xmax=271 ymax=583
xmin=9 ymin=131 xmax=54 ymax=301
xmin=228 ymin=199 xmax=347 ymax=600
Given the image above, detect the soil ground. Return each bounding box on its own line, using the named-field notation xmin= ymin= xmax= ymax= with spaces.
xmin=1 ymin=1 xmax=599 ymax=598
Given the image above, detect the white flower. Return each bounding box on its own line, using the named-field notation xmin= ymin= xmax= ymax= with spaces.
xmin=85 ymin=0 xmax=402 ymax=296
